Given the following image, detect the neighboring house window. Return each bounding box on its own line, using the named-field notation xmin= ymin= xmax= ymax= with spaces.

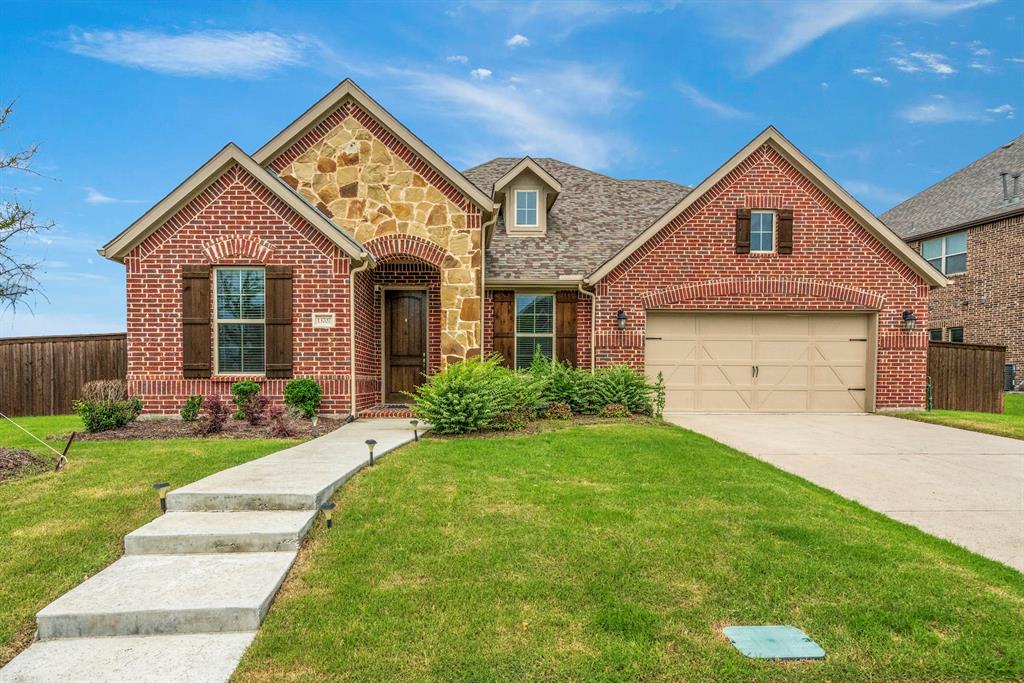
xmin=928 ymin=328 xmax=942 ymax=342
xmin=515 ymin=190 xmax=539 ymax=227
xmin=922 ymin=231 xmax=967 ymax=275
xmin=947 ymin=327 xmax=964 ymax=343
xmin=215 ymin=267 xmax=266 ymax=374
xmin=515 ymin=293 xmax=554 ymax=369
xmin=750 ymin=210 xmax=774 ymax=252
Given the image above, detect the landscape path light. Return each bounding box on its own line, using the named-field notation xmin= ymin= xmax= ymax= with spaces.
xmin=410 ymin=419 xmax=419 ymax=441
xmin=153 ymin=482 xmax=170 ymax=513
xmin=320 ymin=501 xmax=336 ymax=529
xmin=366 ymin=439 xmax=377 ymax=466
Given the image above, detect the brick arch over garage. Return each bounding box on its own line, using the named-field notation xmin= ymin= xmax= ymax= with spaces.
xmin=363 ymin=234 xmax=447 ymax=268
xmin=641 ymin=276 xmax=886 ymax=310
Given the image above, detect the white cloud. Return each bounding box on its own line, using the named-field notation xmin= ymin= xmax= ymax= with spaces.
xmin=469 ymin=68 xmax=492 ymax=79
xmin=968 ymin=40 xmax=990 ymax=56
xmin=83 ymin=187 xmax=142 ymax=205
xmin=841 ymin=179 xmax=909 ymax=208
xmin=387 ymin=63 xmax=633 ymax=169
xmin=889 ymin=56 xmax=921 ymax=72
xmin=872 ymin=76 xmax=889 ymax=85
xmin=676 ymin=82 xmax=749 ymax=119
xmin=852 ymin=67 xmax=871 ymax=74
xmin=506 ymin=34 xmax=530 ymax=47
xmin=695 ymin=0 xmax=991 ymax=74
xmin=456 ymin=1 xmax=682 ymax=38
xmin=445 ymin=55 xmax=469 ymax=64
xmin=1006 ymin=56 xmax=1024 ymax=64
xmin=985 ymin=104 xmax=1015 ymax=119
xmin=969 ymin=61 xmax=994 ymax=72
xmin=909 ymin=51 xmax=955 ymax=74
xmin=66 ymin=29 xmax=314 ymax=77
xmin=851 ymin=67 xmax=888 ymax=85
xmin=899 ymin=95 xmax=1011 ymax=123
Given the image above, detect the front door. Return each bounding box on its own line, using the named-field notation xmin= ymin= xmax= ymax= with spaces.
xmin=384 ymin=289 xmax=427 ymax=403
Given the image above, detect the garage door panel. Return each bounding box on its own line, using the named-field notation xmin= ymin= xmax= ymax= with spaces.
xmin=646 ymin=313 xmax=871 ymax=413
xmin=700 ymin=340 xmax=754 ymax=361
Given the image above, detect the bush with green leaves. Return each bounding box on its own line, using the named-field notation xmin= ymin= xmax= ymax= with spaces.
xmin=592 ymin=365 xmax=656 ymax=416
xmin=545 ymin=402 xmax=573 ymax=420
xmin=180 ymin=395 xmax=203 ymax=422
xmin=230 ymin=381 xmax=261 ymax=420
xmin=492 ymin=405 xmax=535 ymax=432
xmin=74 ymin=395 xmax=143 ymax=433
xmin=530 ymin=352 xmax=599 ymax=414
xmin=284 ymin=378 xmax=322 ymax=419
xmin=409 ymin=356 xmax=538 ymax=434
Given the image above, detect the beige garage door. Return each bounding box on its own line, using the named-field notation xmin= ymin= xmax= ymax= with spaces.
xmin=646 ymin=313 xmax=871 ymax=413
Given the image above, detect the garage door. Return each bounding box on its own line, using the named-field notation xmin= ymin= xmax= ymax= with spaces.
xmin=646 ymin=313 xmax=871 ymax=413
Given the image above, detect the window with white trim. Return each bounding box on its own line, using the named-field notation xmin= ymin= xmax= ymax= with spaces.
xmin=947 ymin=326 xmax=964 ymax=343
xmin=922 ymin=231 xmax=966 ymax=275
xmin=928 ymin=328 xmax=942 ymax=342
xmin=515 ymin=293 xmax=553 ymax=369
xmin=750 ymin=210 xmax=774 ymax=252
xmin=215 ymin=268 xmax=265 ymax=374
xmin=514 ymin=190 xmax=539 ymax=227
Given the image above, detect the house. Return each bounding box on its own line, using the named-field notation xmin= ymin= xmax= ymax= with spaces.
xmin=100 ymin=80 xmax=946 ymax=416
xmin=882 ymin=134 xmax=1023 ymax=388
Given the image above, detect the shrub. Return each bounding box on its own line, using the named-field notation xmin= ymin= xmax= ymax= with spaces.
xmin=199 ymin=395 xmax=230 ymax=435
xmin=241 ymin=394 xmax=269 ymax=426
xmin=653 ymin=372 xmax=666 ymax=419
xmin=230 ymin=381 xmax=262 ymax=420
xmin=80 ymin=379 xmax=127 ymax=402
xmin=409 ymin=356 xmax=526 ymax=434
xmin=284 ymin=378 xmax=322 ymax=419
xmin=545 ymin=402 xmax=573 ymax=420
xmin=593 ymin=365 xmax=655 ymax=416
xmin=599 ymin=403 xmax=631 ymax=418
xmin=267 ymin=405 xmax=294 ymax=438
xmin=180 ymin=395 xmax=203 ymax=422
xmin=530 ymin=353 xmax=599 ymax=414
xmin=492 ymin=405 xmax=535 ymax=432
xmin=74 ymin=395 xmax=143 ymax=433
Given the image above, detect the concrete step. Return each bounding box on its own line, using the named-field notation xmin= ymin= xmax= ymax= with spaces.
xmin=125 ymin=511 xmax=317 ymax=554
xmin=0 ymin=632 xmax=256 ymax=683
xmin=36 ymin=552 xmax=295 ymax=640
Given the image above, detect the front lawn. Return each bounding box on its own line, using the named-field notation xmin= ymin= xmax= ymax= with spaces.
xmin=236 ymin=423 xmax=1024 ymax=682
xmin=888 ymin=392 xmax=1024 ymax=440
xmin=0 ymin=415 xmax=297 ymax=665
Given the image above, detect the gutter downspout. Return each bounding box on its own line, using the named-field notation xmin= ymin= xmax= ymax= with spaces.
xmin=480 ymin=204 xmax=501 ymax=360
xmin=349 ymin=252 xmax=373 ymax=418
xmin=578 ymin=280 xmax=596 ymax=372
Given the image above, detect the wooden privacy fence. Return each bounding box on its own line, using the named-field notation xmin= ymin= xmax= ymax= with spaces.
xmin=0 ymin=333 xmax=127 ymax=417
xmin=927 ymin=341 xmax=1005 ymax=413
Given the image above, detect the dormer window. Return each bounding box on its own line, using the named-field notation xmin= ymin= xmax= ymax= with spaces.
xmin=515 ymin=190 xmax=539 ymax=227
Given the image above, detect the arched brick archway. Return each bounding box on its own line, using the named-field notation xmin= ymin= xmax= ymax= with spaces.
xmin=363 ymin=234 xmax=447 ymax=269
xmin=641 ymin=276 xmax=886 ymax=310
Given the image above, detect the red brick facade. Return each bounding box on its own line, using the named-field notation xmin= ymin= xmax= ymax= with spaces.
xmin=907 ymin=212 xmax=1023 ymax=374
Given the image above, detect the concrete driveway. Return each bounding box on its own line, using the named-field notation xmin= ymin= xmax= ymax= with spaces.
xmin=667 ymin=413 xmax=1024 ymax=572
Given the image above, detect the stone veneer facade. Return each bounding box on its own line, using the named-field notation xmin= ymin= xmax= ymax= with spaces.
xmin=269 ymin=100 xmax=483 ymax=364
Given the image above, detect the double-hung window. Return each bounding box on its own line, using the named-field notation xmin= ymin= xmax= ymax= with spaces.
xmin=215 ymin=268 xmax=266 ymax=374
xmin=922 ymin=231 xmax=966 ymax=275
xmin=750 ymin=210 xmax=774 ymax=252
xmin=515 ymin=190 xmax=538 ymax=228
xmin=515 ymin=293 xmax=554 ymax=369
xmin=928 ymin=328 xmax=942 ymax=342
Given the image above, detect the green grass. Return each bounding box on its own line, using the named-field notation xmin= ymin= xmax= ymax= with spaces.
xmin=889 ymin=393 xmax=1024 ymax=440
xmin=0 ymin=415 xmax=297 ymax=664
xmin=235 ymin=423 xmax=1024 ymax=683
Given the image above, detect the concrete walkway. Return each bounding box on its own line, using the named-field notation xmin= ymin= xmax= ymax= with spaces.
xmin=1 ymin=418 xmax=421 ymax=683
xmin=668 ymin=413 xmax=1024 ymax=572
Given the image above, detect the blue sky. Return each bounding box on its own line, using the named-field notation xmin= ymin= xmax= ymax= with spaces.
xmin=1 ymin=0 xmax=1020 ymax=336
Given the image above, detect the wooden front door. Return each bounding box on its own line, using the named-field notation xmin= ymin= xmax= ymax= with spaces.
xmin=384 ymin=289 xmax=427 ymax=403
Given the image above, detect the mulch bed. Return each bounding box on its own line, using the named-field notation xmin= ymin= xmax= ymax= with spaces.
xmin=427 ymin=415 xmax=664 ymax=440
xmin=49 ymin=415 xmax=349 ymax=442
xmin=0 ymin=448 xmax=51 ymax=482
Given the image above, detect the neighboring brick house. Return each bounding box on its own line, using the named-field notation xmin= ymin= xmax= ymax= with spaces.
xmin=101 ymin=79 xmax=946 ymax=416
xmin=883 ymin=134 xmax=1023 ymax=388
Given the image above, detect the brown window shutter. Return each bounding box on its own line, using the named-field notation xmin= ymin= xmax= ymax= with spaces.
xmin=182 ymin=265 xmax=211 ymax=378
xmin=777 ymin=208 xmax=793 ymax=254
xmin=555 ymin=291 xmax=578 ymax=368
xmin=491 ymin=291 xmax=515 ymax=369
xmin=265 ymin=266 xmax=294 ymax=379
xmin=735 ymin=208 xmax=751 ymax=254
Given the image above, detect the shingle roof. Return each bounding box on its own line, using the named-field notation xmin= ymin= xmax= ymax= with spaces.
xmin=882 ymin=133 xmax=1024 ymax=240
xmin=462 ymin=158 xmax=690 ymax=280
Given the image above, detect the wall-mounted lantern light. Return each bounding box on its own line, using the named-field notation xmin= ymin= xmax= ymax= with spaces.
xmin=410 ymin=419 xmax=419 ymax=442
xmin=366 ymin=439 xmax=377 ymax=466
xmin=153 ymin=482 xmax=170 ymax=513
xmin=901 ymin=310 xmax=918 ymax=332
xmin=615 ymin=309 xmax=628 ymax=331
xmin=320 ymin=501 xmax=336 ymax=529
